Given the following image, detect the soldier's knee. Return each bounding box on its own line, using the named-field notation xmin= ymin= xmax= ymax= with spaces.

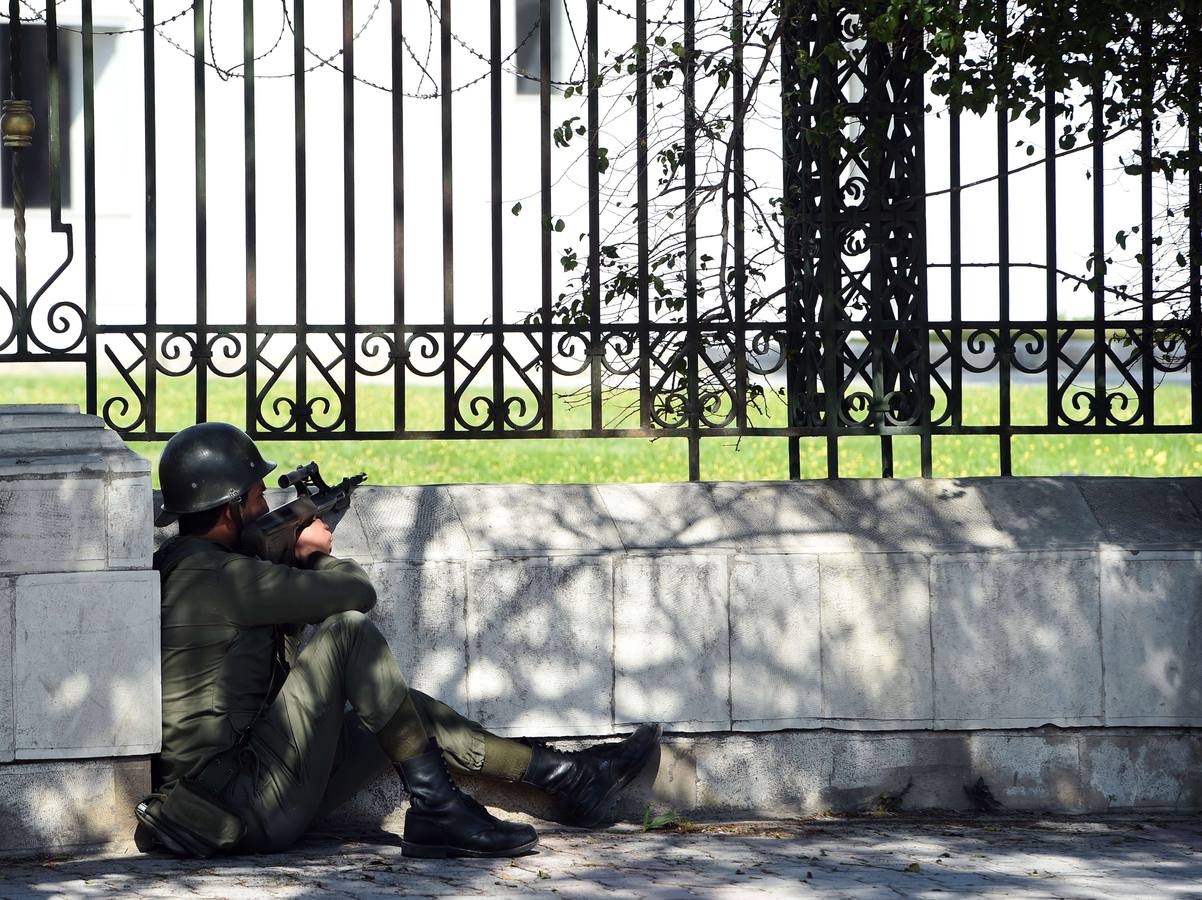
xmin=325 ymin=609 xmax=376 ymax=637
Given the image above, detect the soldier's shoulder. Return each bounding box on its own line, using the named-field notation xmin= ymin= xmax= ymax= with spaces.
xmin=154 ymin=536 xmax=239 ymax=573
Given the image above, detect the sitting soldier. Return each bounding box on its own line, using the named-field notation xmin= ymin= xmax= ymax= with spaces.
xmin=144 ymin=421 xmax=660 ymax=858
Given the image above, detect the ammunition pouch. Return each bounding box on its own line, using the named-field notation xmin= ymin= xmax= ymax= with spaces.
xmin=134 ymin=746 xmax=248 ymax=857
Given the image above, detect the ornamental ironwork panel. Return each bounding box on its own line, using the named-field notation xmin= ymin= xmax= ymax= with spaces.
xmin=780 ymin=0 xmax=930 ymax=476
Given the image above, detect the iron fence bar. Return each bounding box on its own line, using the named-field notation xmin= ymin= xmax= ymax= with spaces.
xmin=45 ymin=0 xmax=68 ymax=329
xmin=1192 ymin=1 xmax=1201 ymax=429
xmin=391 ymin=0 xmax=405 ymax=433
xmin=913 ymin=26 xmax=931 ymax=478
xmin=1044 ymin=83 xmax=1056 ymax=429
xmin=540 ymin=0 xmax=552 ymax=432
xmin=441 ymin=0 xmax=453 ymax=432
xmin=780 ymin=1 xmax=804 ymax=478
xmin=996 ymin=0 xmax=1011 ymax=474
xmin=817 ymin=2 xmax=838 ymax=477
xmin=8 ymin=0 xmax=24 ymax=356
xmin=636 ymin=0 xmax=649 ymax=431
xmin=109 ymin=421 xmax=1202 ymax=444
xmin=949 ymin=16 xmax=962 ymax=430
xmin=1091 ymin=71 xmax=1105 ymax=426
xmin=143 ymin=0 xmax=156 ymax=435
xmin=83 ymin=0 xmax=96 ymax=415
xmin=868 ymin=39 xmax=890 ymax=478
xmin=294 ymin=0 xmax=307 ymax=433
xmin=778 ymin=3 xmax=794 ymax=474
xmin=194 ymin=0 xmax=207 ymax=422
xmin=243 ymin=0 xmax=257 ymax=434
xmin=1139 ymin=15 xmax=1153 ymax=426
xmin=490 ymin=0 xmax=502 ymax=433
xmin=587 ymin=0 xmax=602 ymax=437
xmin=343 ymin=0 xmax=356 ymax=432
xmin=9 ymin=0 xmax=25 ymax=356
xmin=733 ymin=0 xmax=746 ymax=434
xmin=684 ymin=0 xmax=699 ymax=480
xmin=90 ymin=318 xmax=1190 ymax=337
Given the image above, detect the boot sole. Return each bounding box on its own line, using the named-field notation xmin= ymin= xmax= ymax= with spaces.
xmin=569 ymin=723 xmax=664 ymax=828
xmin=401 ymin=837 xmax=540 ymax=859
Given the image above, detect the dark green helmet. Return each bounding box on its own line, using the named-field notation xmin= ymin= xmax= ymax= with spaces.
xmin=158 ymin=422 xmax=277 ymax=517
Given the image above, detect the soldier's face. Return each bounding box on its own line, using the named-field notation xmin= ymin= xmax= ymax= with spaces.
xmin=243 ymin=480 xmax=269 ymax=519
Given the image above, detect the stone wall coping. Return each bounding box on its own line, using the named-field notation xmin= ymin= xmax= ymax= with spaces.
xmin=161 ymin=476 xmax=1200 ymax=562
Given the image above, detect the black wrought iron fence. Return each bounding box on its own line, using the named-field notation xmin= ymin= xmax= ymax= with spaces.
xmin=0 ymin=0 xmax=1198 ymax=480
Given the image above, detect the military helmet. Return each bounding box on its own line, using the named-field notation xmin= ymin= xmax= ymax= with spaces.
xmin=158 ymin=422 xmax=277 ymax=517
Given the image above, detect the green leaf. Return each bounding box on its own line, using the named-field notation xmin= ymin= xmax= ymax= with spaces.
xmin=511 ymin=201 xmax=522 ymax=216
xmin=554 ymin=218 xmax=565 ymax=232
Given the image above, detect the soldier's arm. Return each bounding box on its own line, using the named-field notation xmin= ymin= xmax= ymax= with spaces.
xmin=220 ymin=552 xmax=377 ymax=627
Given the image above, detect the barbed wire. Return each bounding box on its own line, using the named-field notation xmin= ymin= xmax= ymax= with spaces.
xmin=203 ymin=0 xmax=291 ymax=81
xmin=6 ymin=0 xmax=191 ymax=34
xmin=0 ymin=0 xmax=733 ymax=99
xmin=421 ymin=0 xmax=581 ymax=91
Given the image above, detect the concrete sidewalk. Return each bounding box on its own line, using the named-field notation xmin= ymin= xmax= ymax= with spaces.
xmin=1 ymin=816 xmax=1199 ymax=898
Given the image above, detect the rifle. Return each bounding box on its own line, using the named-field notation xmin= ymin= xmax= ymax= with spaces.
xmin=241 ymin=462 xmax=367 ymax=564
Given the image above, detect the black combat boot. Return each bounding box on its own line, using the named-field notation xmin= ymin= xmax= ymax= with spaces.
xmin=521 ymin=723 xmax=662 ymax=828
xmin=397 ymin=740 xmax=539 ymax=858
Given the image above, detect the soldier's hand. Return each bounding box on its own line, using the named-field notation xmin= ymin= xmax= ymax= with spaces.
xmin=295 ymin=518 xmax=333 ymax=566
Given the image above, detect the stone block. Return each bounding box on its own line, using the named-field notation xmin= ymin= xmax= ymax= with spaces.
xmin=107 ymin=474 xmax=153 ymax=569
xmin=466 ymin=558 xmax=613 ymax=735
xmin=597 ymin=483 xmax=733 ymax=551
xmin=0 ymin=429 xmax=123 ymax=459
xmin=1080 ymin=732 xmax=1202 ymax=810
xmin=1100 ymin=550 xmax=1202 ymax=725
xmin=0 ymin=410 xmax=99 ymax=431
xmin=646 ymin=740 xmax=697 ymax=812
xmin=695 ymin=732 xmax=832 ymax=813
xmin=357 ymin=485 xmax=472 ymax=560
xmin=930 ymin=552 xmax=1103 ymax=728
xmin=1078 ymin=477 xmax=1202 ymax=547
xmin=0 ymin=577 xmax=12 ymax=763
xmin=13 ymin=571 xmax=161 ymax=759
xmin=702 ymin=477 xmax=1104 ymax=554
xmin=365 ymin=562 xmax=469 ymax=709
xmin=0 ymin=475 xmax=108 ymax=575
xmin=968 ymin=731 xmax=1085 ymax=811
xmin=0 ymin=758 xmax=151 ymax=853
xmin=0 ymin=403 xmax=81 ymax=416
xmin=819 ymin=553 xmax=933 ymax=727
xmin=729 ymin=555 xmax=821 ymax=729
xmin=614 ymin=555 xmax=731 ymax=731
xmin=829 ymin=733 xmax=974 ymax=810
xmin=448 ymin=484 xmax=623 ymax=556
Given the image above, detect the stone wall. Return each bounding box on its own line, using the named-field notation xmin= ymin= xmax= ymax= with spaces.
xmin=304 ymin=477 xmax=1202 ymax=825
xmin=0 ymin=406 xmax=158 ymax=854
xmin=5 ymin=403 xmax=1201 ymax=854
xmin=313 ymin=479 xmax=1202 ymax=737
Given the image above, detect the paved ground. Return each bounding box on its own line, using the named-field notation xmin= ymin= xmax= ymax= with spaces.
xmin=2 ymin=817 xmax=1200 ymax=898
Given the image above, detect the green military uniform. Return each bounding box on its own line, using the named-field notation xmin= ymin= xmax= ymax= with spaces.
xmin=154 ymin=534 xmax=491 ymax=852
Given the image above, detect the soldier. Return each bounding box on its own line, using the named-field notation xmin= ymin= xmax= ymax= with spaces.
xmin=141 ymin=421 xmax=660 ymax=859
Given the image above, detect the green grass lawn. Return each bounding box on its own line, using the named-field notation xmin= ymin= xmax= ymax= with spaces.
xmin=3 ymin=371 xmax=1199 ymax=484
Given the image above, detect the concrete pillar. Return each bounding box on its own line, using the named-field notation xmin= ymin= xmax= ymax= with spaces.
xmin=0 ymin=405 xmax=159 ymax=854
